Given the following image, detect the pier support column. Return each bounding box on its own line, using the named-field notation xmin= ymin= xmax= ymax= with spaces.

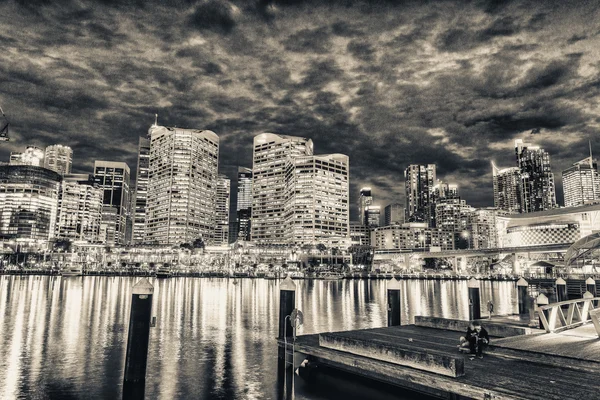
xmin=586 ymin=277 xmax=596 ymax=298
xmin=277 ymin=277 xmax=296 ymax=400
xmin=467 ymin=278 xmax=481 ymax=321
xmin=555 ymin=277 xmax=567 ymax=302
xmin=517 ymin=278 xmax=529 ymax=315
xmin=123 ymin=278 xmax=154 ymax=400
xmin=453 ymin=256 xmax=459 ymax=274
xmin=387 ymin=278 xmax=401 ymax=326
xmin=536 ymin=294 xmax=549 ymax=330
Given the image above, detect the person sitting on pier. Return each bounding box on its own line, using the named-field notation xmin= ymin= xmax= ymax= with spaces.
xmin=468 ymin=321 xmax=489 ymax=360
xmin=458 ymin=322 xmax=476 ymax=352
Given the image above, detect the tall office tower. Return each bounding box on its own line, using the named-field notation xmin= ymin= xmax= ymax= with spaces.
xmin=0 ymin=165 xmax=61 ymax=242
xmin=562 ymin=156 xmax=600 ymax=207
xmin=132 ymin=136 xmax=150 ymax=244
xmin=492 ymin=162 xmax=522 ymax=214
xmin=9 ymin=146 xmax=44 ymax=167
xmin=236 ymin=167 xmax=252 ymax=242
xmin=384 ymin=203 xmax=405 ymax=226
xmin=94 ymin=161 xmax=131 ymax=246
xmin=55 ymin=174 xmax=103 ymax=243
xmin=251 ymin=133 xmax=313 ymax=244
xmin=358 ymin=187 xmax=373 ymax=225
xmin=284 ymin=154 xmax=349 ymax=247
xmin=214 ymin=175 xmax=230 ymax=246
xmin=404 ymin=164 xmax=436 ymax=225
xmin=365 ymin=205 xmax=381 ymax=228
xmin=44 ymin=145 xmax=72 ymax=175
xmin=146 ymin=124 xmax=219 ymax=245
xmin=515 ymin=139 xmax=557 ymax=213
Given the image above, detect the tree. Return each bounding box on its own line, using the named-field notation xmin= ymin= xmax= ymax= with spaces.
xmin=180 ymin=242 xmax=193 ymax=250
xmin=316 ymin=243 xmax=327 ymax=253
xmin=192 ymin=238 xmax=205 ymax=249
xmin=53 ymin=238 xmax=72 ymax=253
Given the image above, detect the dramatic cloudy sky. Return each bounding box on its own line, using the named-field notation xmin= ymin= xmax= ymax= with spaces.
xmin=2 ymin=0 xmax=600 ymax=218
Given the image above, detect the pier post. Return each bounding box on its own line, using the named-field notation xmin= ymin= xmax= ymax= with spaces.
xmin=277 ymin=276 xmax=296 ymax=400
xmin=555 ymin=277 xmax=567 ymax=302
xmin=517 ymin=278 xmax=529 ymax=315
xmin=387 ymin=278 xmax=401 ymax=326
xmin=123 ymin=278 xmax=154 ymax=400
xmin=536 ymin=294 xmax=549 ymax=330
xmin=467 ymin=278 xmax=481 ymax=321
xmin=586 ymin=277 xmax=596 ymax=297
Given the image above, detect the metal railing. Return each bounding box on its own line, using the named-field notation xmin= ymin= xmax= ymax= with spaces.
xmin=537 ymin=296 xmax=600 ymax=333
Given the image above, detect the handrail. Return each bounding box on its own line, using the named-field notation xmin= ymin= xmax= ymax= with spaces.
xmin=536 ymin=296 xmax=600 ymax=334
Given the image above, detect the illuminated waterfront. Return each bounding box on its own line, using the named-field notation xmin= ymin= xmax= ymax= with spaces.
xmin=0 ymin=276 xmax=516 ymax=399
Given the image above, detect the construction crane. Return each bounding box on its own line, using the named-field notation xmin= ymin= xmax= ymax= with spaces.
xmin=0 ymin=105 xmax=8 ymax=142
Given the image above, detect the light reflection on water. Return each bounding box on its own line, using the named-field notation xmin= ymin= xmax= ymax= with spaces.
xmin=0 ymin=276 xmax=517 ymax=399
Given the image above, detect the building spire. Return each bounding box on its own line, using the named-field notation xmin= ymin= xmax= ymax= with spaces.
xmin=154 ymin=113 xmax=158 ymax=126
xmin=590 ymin=140 xmax=593 ymax=168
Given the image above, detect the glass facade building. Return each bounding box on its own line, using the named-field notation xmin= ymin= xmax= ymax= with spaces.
xmin=404 ymin=164 xmax=436 ymax=225
xmin=492 ymin=162 xmax=522 ymax=214
xmin=236 ymin=167 xmax=252 ymax=242
xmin=145 ymin=125 xmax=219 ymax=245
xmin=515 ymin=139 xmax=557 ymax=213
xmin=56 ymin=174 xmax=103 ymax=243
xmin=94 ymin=161 xmax=131 ymax=246
xmin=214 ymin=174 xmax=230 ymax=246
xmin=133 ymin=136 xmax=150 ymax=244
xmin=358 ymin=187 xmax=373 ymax=226
xmin=562 ymin=157 xmax=600 ymax=208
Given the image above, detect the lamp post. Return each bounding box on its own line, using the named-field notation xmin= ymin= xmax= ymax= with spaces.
xmin=461 ymin=231 xmax=471 ymax=250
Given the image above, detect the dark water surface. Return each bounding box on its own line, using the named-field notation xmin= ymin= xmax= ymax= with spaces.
xmin=0 ymin=276 xmax=517 ymax=399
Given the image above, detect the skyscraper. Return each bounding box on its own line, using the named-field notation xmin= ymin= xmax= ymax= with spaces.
xmin=9 ymin=146 xmax=44 ymax=167
xmin=562 ymin=156 xmax=600 ymax=207
xmin=145 ymin=124 xmax=219 ymax=245
xmin=251 ymin=133 xmax=313 ymax=244
xmin=56 ymin=174 xmax=103 ymax=243
xmin=214 ymin=174 xmax=230 ymax=246
xmin=365 ymin=205 xmax=381 ymax=228
xmin=384 ymin=203 xmax=404 ymax=226
xmin=94 ymin=161 xmax=131 ymax=245
xmin=236 ymin=167 xmax=252 ymax=242
xmin=404 ymin=164 xmax=436 ymax=224
xmin=284 ymin=154 xmax=350 ymax=247
xmin=358 ymin=187 xmax=373 ymax=225
xmin=515 ymin=139 xmax=557 ymax=213
xmin=492 ymin=162 xmax=522 ymax=214
xmin=44 ymin=145 xmax=72 ymax=176
xmin=132 ymin=136 xmax=150 ymax=244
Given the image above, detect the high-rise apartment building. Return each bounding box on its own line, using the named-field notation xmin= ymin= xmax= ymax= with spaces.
xmin=251 ymin=133 xmax=313 ymax=244
xmin=55 ymin=174 xmax=103 ymax=243
xmin=214 ymin=175 xmax=230 ymax=246
xmin=236 ymin=167 xmax=252 ymax=242
xmin=132 ymin=136 xmax=150 ymax=244
xmin=284 ymin=154 xmax=350 ymax=247
xmin=0 ymin=165 xmax=61 ymax=242
xmin=562 ymin=157 xmax=600 ymax=207
xmin=384 ymin=203 xmax=404 ymax=226
xmin=145 ymin=125 xmax=219 ymax=245
xmin=358 ymin=187 xmax=373 ymax=225
xmin=467 ymin=208 xmax=498 ymax=250
xmin=404 ymin=164 xmax=436 ymax=225
xmin=492 ymin=162 xmax=522 ymax=214
xmin=94 ymin=161 xmax=131 ymax=246
xmin=515 ymin=139 xmax=556 ymax=213
xmin=10 ymin=146 xmax=44 ymax=167
xmin=44 ymin=145 xmax=72 ymax=176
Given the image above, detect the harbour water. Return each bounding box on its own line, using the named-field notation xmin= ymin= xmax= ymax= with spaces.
xmin=0 ymin=276 xmax=517 ymax=399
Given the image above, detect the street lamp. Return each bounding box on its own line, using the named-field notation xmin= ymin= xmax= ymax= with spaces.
xmin=461 ymin=231 xmax=471 ymax=250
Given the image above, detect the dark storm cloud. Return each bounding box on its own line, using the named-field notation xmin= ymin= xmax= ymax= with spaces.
xmin=188 ymin=0 xmax=237 ymax=33
xmin=282 ymin=27 xmax=331 ymax=54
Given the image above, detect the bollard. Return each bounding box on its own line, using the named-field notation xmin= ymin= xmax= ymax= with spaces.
xmin=586 ymin=277 xmax=596 ymax=299
xmin=123 ymin=278 xmax=154 ymax=400
xmin=468 ymin=278 xmax=481 ymax=321
xmin=536 ymin=293 xmax=549 ymax=330
xmin=517 ymin=278 xmax=529 ymax=314
xmin=555 ymin=277 xmax=567 ymax=302
xmin=387 ymin=278 xmax=401 ymax=326
xmin=277 ymin=276 xmax=296 ymax=400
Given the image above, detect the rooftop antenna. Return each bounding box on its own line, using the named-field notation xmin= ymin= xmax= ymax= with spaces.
xmin=154 ymin=113 xmax=158 ymax=126
xmin=589 ymin=140 xmax=594 ymax=168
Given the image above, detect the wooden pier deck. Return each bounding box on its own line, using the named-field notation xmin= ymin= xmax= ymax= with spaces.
xmin=290 ymin=320 xmax=600 ymax=400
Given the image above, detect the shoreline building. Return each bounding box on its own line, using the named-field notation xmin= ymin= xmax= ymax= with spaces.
xmin=145 ymin=124 xmax=219 ymax=245
xmin=44 ymin=145 xmax=72 ymax=176
xmin=236 ymin=167 xmax=252 ymax=242
xmin=492 ymin=162 xmax=522 ymax=214
xmin=405 ymin=164 xmax=436 ymax=225
xmin=384 ymin=203 xmax=404 ymax=226
xmin=562 ymin=156 xmax=600 ymax=208
xmin=55 ymin=174 xmax=103 ymax=243
xmin=0 ymin=165 xmax=61 ymax=243
xmin=358 ymin=188 xmax=373 ymax=226
xmin=132 ymin=136 xmax=151 ymax=244
xmin=365 ymin=205 xmax=380 ymax=228
xmin=284 ymin=154 xmax=350 ymax=248
xmin=94 ymin=161 xmax=131 ymax=246
xmin=515 ymin=139 xmax=557 ymax=213
xmin=10 ymin=146 xmax=44 ymax=167
xmin=251 ymin=133 xmax=313 ymax=244
xmin=214 ymin=174 xmax=230 ymax=246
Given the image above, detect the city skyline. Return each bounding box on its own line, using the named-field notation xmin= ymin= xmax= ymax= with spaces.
xmin=2 ymin=1 xmax=600 ymax=215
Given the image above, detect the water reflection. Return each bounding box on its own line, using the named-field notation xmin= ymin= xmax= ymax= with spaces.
xmin=0 ymin=276 xmax=517 ymax=399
